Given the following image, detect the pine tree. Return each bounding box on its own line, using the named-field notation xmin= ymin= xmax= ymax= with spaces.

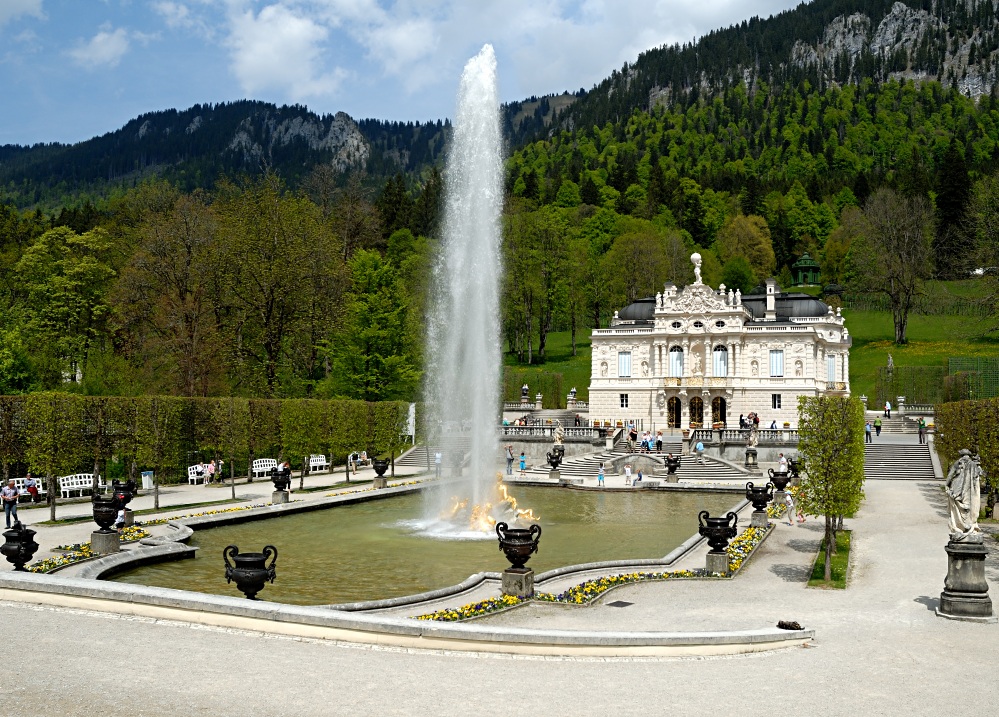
xmin=933 ymin=139 xmax=973 ymax=278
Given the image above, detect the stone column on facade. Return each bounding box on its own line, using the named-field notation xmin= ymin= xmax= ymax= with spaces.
xmin=842 ymin=352 xmax=849 ymax=388
xmin=682 ymin=340 xmax=690 ymax=378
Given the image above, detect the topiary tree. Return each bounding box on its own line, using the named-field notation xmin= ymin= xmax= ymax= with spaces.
xmin=370 ymin=401 xmax=409 ymax=477
xmin=0 ymin=396 xmax=27 ymax=482
xmin=281 ymin=399 xmax=325 ymax=489
xmin=25 ymin=392 xmax=87 ymax=521
xmin=213 ymin=396 xmax=249 ymax=500
xmin=796 ymin=395 xmax=865 ymax=582
xmin=134 ymin=396 xmax=183 ymax=510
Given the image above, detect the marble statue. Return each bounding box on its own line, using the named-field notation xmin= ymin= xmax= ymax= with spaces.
xmin=691 ymin=352 xmax=702 ymax=375
xmin=553 ymin=419 xmax=565 ymax=446
xmin=746 ymin=425 xmax=759 ymax=448
xmin=887 ymin=353 xmax=894 ymax=374
xmin=945 ymin=449 xmax=982 ymax=540
xmin=691 ymin=252 xmax=702 ymax=284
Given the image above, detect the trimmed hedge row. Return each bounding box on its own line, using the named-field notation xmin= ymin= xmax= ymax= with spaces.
xmin=0 ymin=394 xmax=412 ymax=488
xmin=935 ymin=398 xmax=999 ymax=508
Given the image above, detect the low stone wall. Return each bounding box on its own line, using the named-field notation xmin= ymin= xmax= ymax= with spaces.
xmin=503 ymin=438 xmax=604 ymax=461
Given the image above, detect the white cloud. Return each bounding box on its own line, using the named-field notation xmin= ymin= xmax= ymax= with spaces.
xmin=0 ymin=0 xmax=43 ymax=29
xmin=225 ymin=3 xmax=346 ymax=99
xmin=69 ymin=25 xmax=130 ymax=69
xmin=153 ymin=1 xmax=216 ymax=38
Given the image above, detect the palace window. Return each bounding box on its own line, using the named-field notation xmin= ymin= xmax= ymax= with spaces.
xmin=769 ymin=350 xmax=784 ymax=377
xmin=620 ymin=394 xmax=629 ymax=408
xmin=827 ymin=354 xmax=837 ymax=383
xmin=671 ymin=321 xmax=682 ymax=329
xmin=772 ymin=394 xmax=782 ymax=409
xmin=668 ymin=346 xmax=684 ymax=377
xmin=693 ymin=321 xmax=704 ymax=328
xmin=713 ymin=345 xmax=728 ymax=377
xmin=618 ymin=351 xmax=632 ymax=378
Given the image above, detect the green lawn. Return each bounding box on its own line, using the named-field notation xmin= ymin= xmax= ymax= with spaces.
xmin=843 ymin=309 xmax=999 ymax=399
xmin=504 ymin=330 xmax=592 ymax=403
xmin=808 ymin=529 xmax=852 ymax=589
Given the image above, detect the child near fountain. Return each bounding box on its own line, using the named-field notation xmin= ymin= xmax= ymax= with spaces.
xmin=597 ymin=463 xmax=605 ymax=486
xmin=624 ymin=463 xmax=632 ymax=485
xmin=518 ymin=452 xmax=526 ymax=479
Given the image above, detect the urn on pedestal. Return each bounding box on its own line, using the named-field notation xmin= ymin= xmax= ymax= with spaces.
xmin=372 ymin=458 xmax=390 ymax=489
xmin=745 ymin=482 xmax=774 ymax=528
xmin=767 ymin=468 xmax=791 ymax=492
xmin=496 ymin=521 xmax=542 ymax=598
xmin=698 ymin=510 xmax=738 ymax=574
xmin=1 ymin=521 xmax=39 ymax=571
xmin=223 ymin=544 xmax=278 ymax=600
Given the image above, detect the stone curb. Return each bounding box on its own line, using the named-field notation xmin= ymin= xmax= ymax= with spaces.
xmin=0 ymin=572 xmax=814 ymax=656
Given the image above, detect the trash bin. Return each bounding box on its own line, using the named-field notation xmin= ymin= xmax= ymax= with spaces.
xmin=141 ymin=471 xmax=154 ymax=490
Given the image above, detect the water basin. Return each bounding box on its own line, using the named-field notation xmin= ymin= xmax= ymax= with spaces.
xmin=110 ymin=486 xmax=735 ymax=605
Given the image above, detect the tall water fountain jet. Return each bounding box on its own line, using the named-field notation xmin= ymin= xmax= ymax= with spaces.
xmin=422 ymin=45 xmax=527 ymax=534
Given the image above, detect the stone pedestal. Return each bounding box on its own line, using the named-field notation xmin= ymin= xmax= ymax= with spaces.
xmin=605 ymin=435 xmax=615 ymax=451
xmin=123 ymin=509 xmax=135 ymax=527
xmin=705 ymin=552 xmax=729 ymax=574
xmin=750 ymin=510 xmax=769 ymax=528
xmin=372 ymin=477 xmax=388 ymax=490
xmin=548 ymin=470 xmax=560 ymax=481
xmin=745 ymin=447 xmax=758 ymax=469
xmin=91 ymin=530 xmax=120 ymax=555
xmin=271 ymin=490 xmax=290 ymax=505
xmin=936 ymin=537 xmax=997 ymax=622
xmin=501 ymin=567 xmax=535 ymax=598
xmin=535 ymin=393 xmax=543 ymax=410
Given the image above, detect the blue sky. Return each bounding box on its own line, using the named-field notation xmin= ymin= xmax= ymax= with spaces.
xmin=1 ymin=0 xmax=802 ymax=146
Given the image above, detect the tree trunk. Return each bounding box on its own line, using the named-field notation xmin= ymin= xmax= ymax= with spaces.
xmin=824 ymin=513 xmax=833 ymax=582
xmin=300 ymin=459 xmax=308 ymax=491
xmin=154 ymin=469 xmax=160 ymax=510
xmin=247 ymin=450 xmax=254 ymax=483
xmin=230 ymin=456 xmax=236 ymax=500
xmin=48 ymin=474 xmax=56 ymax=522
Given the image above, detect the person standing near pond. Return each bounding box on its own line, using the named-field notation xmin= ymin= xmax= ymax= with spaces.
xmin=2 ymin=480 xmax=19 ymax=529
xmin=597 ymin=462 xmax=605 ymax=486
xmin=504 ymin=445 xmax=514 ymax=476
xmin=434 ymin=451 xmax=442 ymax=479
xmin=518 ymin=452 xmax=526 ymax=479
xmin=874 ymin=416 xmax=882 ymax=438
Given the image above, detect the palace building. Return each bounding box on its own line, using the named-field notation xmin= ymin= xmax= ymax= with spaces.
xmin=588 ymin=254 xmax=851 ymax=429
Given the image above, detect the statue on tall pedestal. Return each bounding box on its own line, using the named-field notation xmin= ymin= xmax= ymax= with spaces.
xmin=945 ymin=449 xmax=982 ymax=541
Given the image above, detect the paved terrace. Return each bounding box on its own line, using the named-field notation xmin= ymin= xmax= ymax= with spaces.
xmin=2 ymin=465 xmax=997 ymax=715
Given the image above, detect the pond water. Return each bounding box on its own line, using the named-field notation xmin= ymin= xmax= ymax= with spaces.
xmin=110 ymin=486 xmax=735 ymax=605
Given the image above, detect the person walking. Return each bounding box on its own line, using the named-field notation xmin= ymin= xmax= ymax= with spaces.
xmin=865 ymin=421 xmax=872 ymax=443
xmin=434 ymin=451 xmax=442 ymax=479
xmin=504 ymin=445 xmax=514 ymax=476
xmin=695 ymin=440 xmax=705 ymax=464
xmin=918 ymin=417 xmax=927 ymax=445
xmin=518 ymin=452 xmax=526 ymax=479
xmin=778 ymin=452 xmax=788 ymax=473
xmin=874 ymin=416 xmax=882 ymax=438
xmin=884 ymin=400 xmax=891 ymax=419
xmin=597 ymin=462 xmax=605 ymax=487
xmin=784 ymin=491 xmax=796 ymax=527
xmin=2 ymin=480 xmax=19 ymax=528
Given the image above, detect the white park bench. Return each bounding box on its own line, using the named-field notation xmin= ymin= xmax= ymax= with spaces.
xmin=12 ymin=477 xmax=48 ymax=502
xmin=251 ymin=458 xmax=277 ymax=480
xmin=187 ymin=464 xmax=207 ymax=485
xmin=58 ymin=474 xmax=104 ymax=499
xmin=309 ymin=454 xmax=329 ymax=473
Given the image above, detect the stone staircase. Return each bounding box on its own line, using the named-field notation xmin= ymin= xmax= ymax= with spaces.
xmin=864 ymin=413 xmax=921 ymax=434
xmin=864 ymin=442 xmax=937 ymax=480
xmin=395 ymin=436 xmax=472 ymax=469
xmin=521 ymin=446 xmax=748 ymax=482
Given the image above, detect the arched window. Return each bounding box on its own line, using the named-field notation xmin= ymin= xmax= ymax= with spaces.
xmin=689 ymin=397 xmax=704 ymax=426
xmin=667 ymin=397 xmax=681 ymax=428
xmin=669 ymin=346 xmax=684 ymax=377
xmin=713 ymin=345 xmax=728 ymax=377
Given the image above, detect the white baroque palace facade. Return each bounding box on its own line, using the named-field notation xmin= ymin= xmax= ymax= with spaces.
xmin=588 ymin=254 xmax=851 ymax=429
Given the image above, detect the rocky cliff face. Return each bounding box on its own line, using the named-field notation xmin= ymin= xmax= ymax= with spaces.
xmin=791 ymin=1 xmax=996 ymax=98
xmin=227 ymin=110 xmax=368 ymax=172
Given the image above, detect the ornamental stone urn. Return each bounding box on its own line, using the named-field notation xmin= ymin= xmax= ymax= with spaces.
xmin=698 ymin=510 xmax=738 ymax=574
xmin=788 ymin=458 xmax=803 ymax=481
xmin=496 ymin=522 xmax=541 ymax=598
xmin=111 ymin=478 xmax=137 ymax=527
xmin=768 ymin=467 xmax=791 ymax=492
xmin=372 ymin=458 xmax=390 ymax=489
xmin=1 ymin=521 xmax=39 ymax=571
xmin=223 ymin=544 xmax=277 ymax=600
xmin=91 ymin=492 xmax=123 ymax=554
xmin=270 ymin=466 xmax=291 ymax=492
xmin=745 ymin=481 xmax=774 ymax=528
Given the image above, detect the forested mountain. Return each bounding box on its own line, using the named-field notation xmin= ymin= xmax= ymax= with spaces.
xmin=554 ymin=0 xmax=999 ymax=134
xmin=4 ymin=0 xmax=999 ymax=401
